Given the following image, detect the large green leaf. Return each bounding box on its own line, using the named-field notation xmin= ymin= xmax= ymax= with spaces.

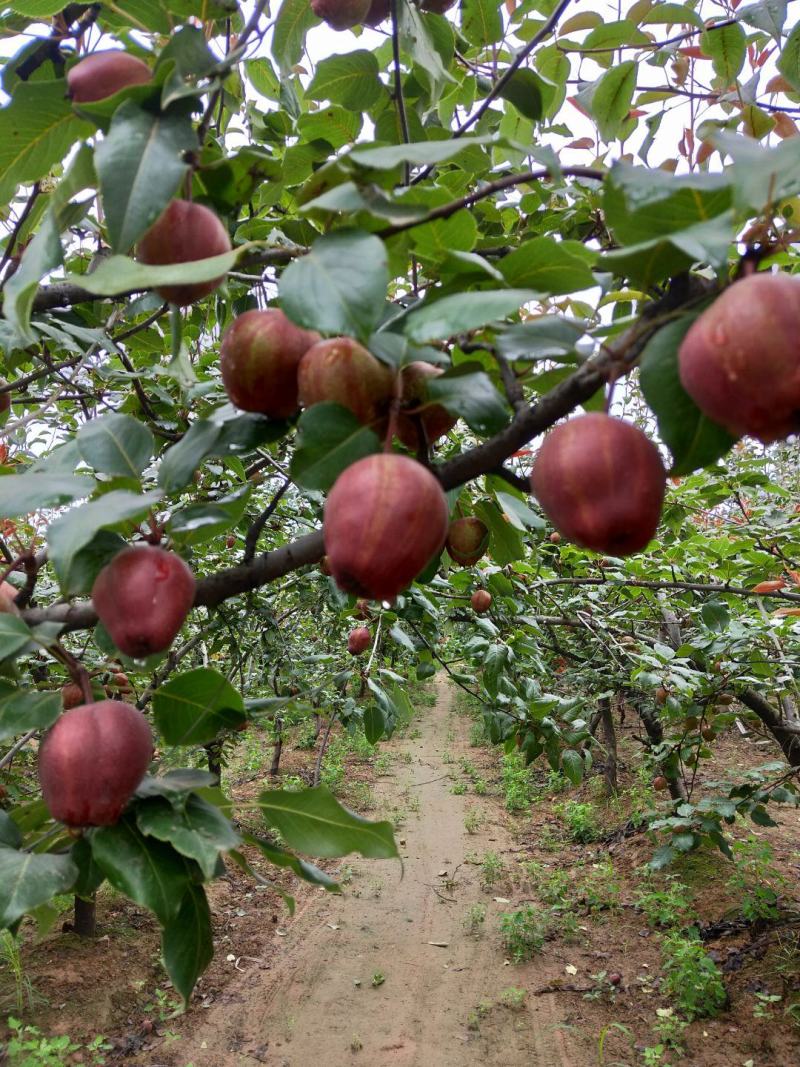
xmin=701 ymin=21 xmax=746 ymax=84
xmin=403 ymin=289 xmax=537 ymax=343
xmin=777 ymin=21 xmax=800 ymax=91
xmin=47 ymin=490 xmax=162 ymax=591
xmin=244 ymin=832 xmax=341 ymax=891
xmin=77 ymin=413 xmax=154 ymax=478
xmin=152 ymin=667 xmax=246 ymax=745
xmin=259 ymin=786 xmax=398 ymax=859
xmin=461 ymin=0 xmax=503 ymax=46
xmin=0 ymin=80 xmax=93 ymax=207
xmin=91 ymin=816 xmax=193 ymax=925
xmin=307 ymin=50 xmax=382 ymax=111
xmin=95 ymin=99 xmax=196 ymax=253
xmin=426 ymin=366 xmax=509 ymax=436
xmin=639 ymin=316 xmax=737 ymax=475
xmin=0 ymin=847 xmax=78 ymax=927
xmin=272 ymin=0 xmax=317 ymax=72
xmin=0 ymin=689 xmax=60 ymax=741
xmin=63 ymin=246 xmax=243 ymax=296
xmin=582 ymin=61 xmax=637 ymax=142
xmin=0 ymin=616 xmax=33 ymax=664
xmin=290 ymin=403 xmax=381 ymax=491
xmin=0 ymin=474 xmax=95 ymax=520
xmin=500 ymin=238 xmax=595 ymax=294
xmin=279 ymin=230 xmax=389 ymax=342
xmin=162 ymin=884 xmax=214 ymax=1006
xmin=137 ymin=794 xmax=240 ymax=880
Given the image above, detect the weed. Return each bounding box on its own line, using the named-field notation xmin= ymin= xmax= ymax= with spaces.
xmin=578 ymin=861 xmax=621 ymax=913
xmin=501 ymin=751 xmax=534 ymax=812
xmin=350 ymin=1034 xmax=363 ymax=1052
xmin=753 ymin=992 xmax=782 ymax=1019
xmin=651 ymin=1007 xmax=688 ymax=1053
xmin=0 ymin=932 xmax=34 ymax=1013
xmin=450 ymin=781 xmax=466 ymax=795
xmin=143 ymin=986 xmax=182 ymax=1021
xmin=4 ymin=1018 xmax=112 ymax=1066
xmin=374 ymin=751 xmax=393 ymax=775
xmin=371 ymin=971 xmax=385 ymax=988
xmin=499 ymin=986 xmax=527 ymax=1010
xmin=463 ymin=809 xmax=483 ymax=834
xmin=294 ymin=722 xmax=318 ymax=749
xmin=583 ymin=971 xmax=619 ymax=1003
xmin=473 ymin=776 xmax=488 ymax=796
xmin=523 ymin=861 xmax=571 ymax=907
xmin=499 ymin=906 xmax=550 ymax=962
xmin=660 ymin=931 xmax=727 ymax=1020
xmin=345 ymin=781 xmax=375 ymax=810
xmin=545 ymin=769 xmax=570 ymax=793
xmin=459 ymin=757 xmax=477 ymax=778
xmin=727 ymin=837 xmax=787 ymax=923
xmin=406 ymin=793 xmax=421 ymax=814
xmin=479 ymin=851 xmax=504 ymax=888
xmin=635 ymin=876 xmax=695 ymax=929
xmin=469 ymin=722 xmax=486 ymax=747
xmin=557 ymin=800 xmax=601 ymax=843
xmin=462 ymin=903 xmax=487 ymax=937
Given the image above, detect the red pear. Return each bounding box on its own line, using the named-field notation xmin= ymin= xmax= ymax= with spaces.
xmin=67 ymin=51 xmax=151 ymax=103
xmin=220 ymin=309 xmax=320 ymax=418
xmin=0 ymin=581 xmax=18 ymax=615
xmin=92 ymin=545 xmax=195 ymax=658
xmin=347 ymin=627 xmax=371 ymax=655
xmin=396 ymin=362 xmax=457 ymax=450
xmin=364 ymin=0 xmax=390 ymax=23
xmin=471 ymin=589 xmax=492 ymax=613
xmin=39 ymin=700 xmax=153 ymax=827
xmin=446 ymin=517 xmax=490 ymax=566
xmin=61 ymin=682 xmax=84 ymax=710
xmin=298 ymin=337 xmax=394 ymax=427
xmin=311 ymin=0 xmax=371 ymax=29
xmin=678 ymin=272 xmax=800 ymax=443
xmin=324 ymin=454 xmax=449 ymax=600
xmin=530 ymin=413 xmax=666 ymax=556
xmin=136 ymin=199 xmax=231 ymax=306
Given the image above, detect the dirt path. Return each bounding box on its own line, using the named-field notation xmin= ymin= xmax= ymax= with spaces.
xmin=164 ymin=677 xmax=588 ymax=1067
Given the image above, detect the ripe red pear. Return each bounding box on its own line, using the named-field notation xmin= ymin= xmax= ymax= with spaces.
xmin=39 ymin=701 xmax=153 ymax=827
xmin=61 ymin=682 xmax=84 ymax=710
xmin=324 ymin=454 xmax=449 ymax=601
xmin=678 ymin=273 xmax=800 ymax=443
xmin=653 ymin=775 xmax=669 ymax=791
xmin=298 ymin=338 xmax=394 ymax=427
xmin=347 ymin=627 xmax=371 ymax=655
xmin=220 ymin=309 xmax=320 ymax=418
xmin=0 ymin=581 xmax=18 ymax=615
xmin=530 ymin=413 xmax=666 ymax=556
xmin=136 ymin=200 xmax=231 ymax=306
xmin=446 ymin=517 xmax=490 ymax=566
xmin=67 ymin=51 xmax=151 ymax=103
xmin=471 ymin=589 xmax=492 ymax=613
xmin=92 ymin=545 xmax=195 ymax=658
xmin=311 ymin=0 xmax=371 ymax=29
xmin=395 ymin=362 xmax=457 ymax=450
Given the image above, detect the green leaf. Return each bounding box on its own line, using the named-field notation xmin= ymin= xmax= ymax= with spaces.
xmin=738 ymin=0 xmax=786 ymax=38
xmin=0 ymin=616 xmax=33 ymax=664
xmin=137 ymin=794 xmax=241 ymax=880
xmin=95 ymin=99 xmax=196 ymax=253
xmin=167 ymin=487 xmax=251 ymax=547
xmin=9 ymin=1 xmax=71 ymax=13
xmin=0 ymin=812 xmax=21 ymax=850
xmin=47 ymin=490 xmax=162 ymax=592
xmin=244 ymin=832 xmax=340 ymax=891
xmin=461 ymin=0 xmax=503 ymax=46
xmin=0 ymin=847 xmax=78 ymax=927
xmin=561 ymin=749 xmax=584 ymax=786
xmin=290 ymin=403 xmax=381 ymax=491
xmin=500 ymin=238 xmax=595 ymax=294
xmin=0 ymin=474 xmax=95 ymax=520
xmin=77 ymin=413 xmax=154 ymax=478
xmin=701 ymin=21 xmax=747 ymax=84
xmin=639 ymin=316 xmax=736 ymax=475
xmin=136 ymin=769 xmax=219 ymax=802
xmin=91 ymin=815 xmax=193 ymax=924
xmin=63 ymin=245 xmax=243 ymax=297
xmin=0 ymin=689 xmax=60 ymax=741
xmin=474 ymin=499 xmax=525 ymax=564
xmin=497 ymin=317 xmax=585 ymax=362
xmin=158 ymin=404 xmax=285 ymax=493
xmin=778 ymin=21 xmax=800 ymax=91
xmin=70 ymin=836 xmax=106 ymax=899
xmin=162 ymin=884 xmax=214 ymax=1005
xmin=0 ymin=80 xmax=93 ymax=207
xmin=152 ymin=667 xmax=246 ymax=746
xmin=601 ymin=212 xmax=734 ymax=286
xmin=701 ymin=600 xmax=730 ymax=631
xmin=259 ymin=786 xmax=398 ymax=859
xmin=426 ymin=366 xmax=510 ymax=436
xmin=272 ymin=0 xmax=318 ymax=73
xmin=364 ymin=703 xmax=385 ymax=745
xmin=584 ymin=61 xmax=637 ymax=142
xmin=350 ymin=135 xmax=493 ymax=171
xmin=279 ymin=230 xmax=388 ymax=343
xmin=307 ymin=50 xmax=382 ymax=111
xmin=403 ymin=289 xmax=537 ymax=343
xmin=398 ymin=0 xmax=454 ymax=100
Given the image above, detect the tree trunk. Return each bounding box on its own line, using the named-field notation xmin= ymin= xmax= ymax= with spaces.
xmin=635 ymin=701 xmax=687 ymax=801
xmin=269 ymin=716 xmax=283 ymax=777
xmin=599 ymin=696 xmax=618 ymax=796
xmin=313 ymin=714 xmax=336 ymax=787
xmin=73 ymin=894 xmax=96 ymax=938
xmin=738 ymin=688 xmax=800 ymax=767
